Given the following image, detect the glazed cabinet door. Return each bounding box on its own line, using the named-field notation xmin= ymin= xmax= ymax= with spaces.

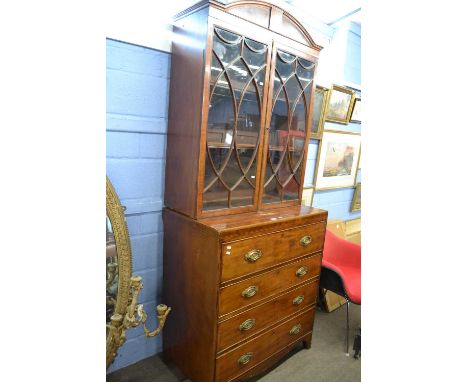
xmin=261 ymin=44 xmax=317 ymax=207
xmin=200 ymin=25 xmax=272 ymax=215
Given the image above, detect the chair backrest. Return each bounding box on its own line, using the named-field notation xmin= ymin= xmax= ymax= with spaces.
xmin=323 ymin=229 xmax=361 ymax=269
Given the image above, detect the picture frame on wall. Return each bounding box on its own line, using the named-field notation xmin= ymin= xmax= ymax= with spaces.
xmin=314 ymin=131 xmax=361 ymax=190
xmin=350 ymin=182 xmax=361 ymax=212
xmin=301 ymin=186 xmax=314 ymax=207
xmin=350 ymin=97 xmax=361 ymax=123
xmin=310 ymin=86 xmax=329 ymax=139
xmin=325 ymin=84 xmax=355 ymax=124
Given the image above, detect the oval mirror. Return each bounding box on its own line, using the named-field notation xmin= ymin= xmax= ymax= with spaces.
xmin=106 ymin=177 xmax=171 ymax=369
xmin=106 ymin=177 xmax=132 ymax=368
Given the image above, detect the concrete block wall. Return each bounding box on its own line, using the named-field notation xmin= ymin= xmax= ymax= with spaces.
xmin=106 ymin=38 xmax=170 ymax=372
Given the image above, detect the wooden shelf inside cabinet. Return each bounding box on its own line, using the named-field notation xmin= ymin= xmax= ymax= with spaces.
xmin=208 ymin=143 xmax=257 ymax=149
xmin=268 ymin=145 xmax=303 ymax=152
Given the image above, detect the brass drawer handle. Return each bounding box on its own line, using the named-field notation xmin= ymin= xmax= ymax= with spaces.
xmin=244 ymin=249 xmax=262 ymax=263
xmin=293 ymin=295 xmax=304 ymax=305
xmin=241 ymin=286 xmax=258 ymax=298
xmin=289 ymin=324 xmax=302 ymax=336
xmin=239 ymin=318 xmax=256 ymax=332
xmin=296 ymin=266 xmax=309 ymax=277
xmin=238 ymin=352 xmax=253 ymax=366
xmin=300 ymin=235 xmax=312 ymax=246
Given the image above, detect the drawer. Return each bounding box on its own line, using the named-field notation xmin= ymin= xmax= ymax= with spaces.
xmin=219 ymin=255 xmax=321 ymax=317
xmin=215 ymin=307 xmax=315 ymax=382
xmin=217 ymin=279 xmax=319 ymax=352
xmin=221 ymin=221 xmax=326 ymax=282
xmin=275 ymin=307 xmax=315 ymax=350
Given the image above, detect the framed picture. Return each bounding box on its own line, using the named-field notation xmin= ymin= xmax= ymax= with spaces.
xmin=310 ymin=86 xmax=329 ymax=139
xmin=301 ymin=186 xmax=314 ymax=207
xmin=314 ymin=131 xmax=361 ymax=190
xmin=350 ymin=97 xmax=361 ymax=123
xmin=325 ymin=85 xmax=355 ymax=124
xmin=350 ymin=182 xmax=361 ymax=212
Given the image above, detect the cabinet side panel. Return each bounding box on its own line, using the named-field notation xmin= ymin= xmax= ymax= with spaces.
xmin=163 ymin=208 xmax=220 ymax=382
xmin=165 ymin=9 xmax=209 ymax=217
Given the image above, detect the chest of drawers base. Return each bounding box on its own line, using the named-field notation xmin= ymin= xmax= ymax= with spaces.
xmin=163 ymin=206 xmax=328 ymax=382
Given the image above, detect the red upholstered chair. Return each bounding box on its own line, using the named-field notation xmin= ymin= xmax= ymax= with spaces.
xmin=320 ymin=229 xmax=361 ymax=356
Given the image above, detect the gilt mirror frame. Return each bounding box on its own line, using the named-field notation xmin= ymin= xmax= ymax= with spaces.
xmin=106 ymin=176 xmax=132 ymax=368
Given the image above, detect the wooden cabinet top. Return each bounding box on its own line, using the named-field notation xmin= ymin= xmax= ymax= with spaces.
xmin=174 ymin=0 xmax=323 ymax=51
xmin=177 ymin=205 xmax=329 ymax=241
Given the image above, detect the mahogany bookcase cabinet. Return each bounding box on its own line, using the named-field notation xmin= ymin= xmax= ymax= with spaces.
xmin=163 ymin=1 xmax=328 ymax=381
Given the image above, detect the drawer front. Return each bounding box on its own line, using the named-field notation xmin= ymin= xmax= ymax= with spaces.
xmin=217 ymin=279 xmax=319 ymax=352
xmin=215 ymin=308 xmax=315 ymax=382
xmin=275 ymin=308 xmax=315 ymax=349
xmin=275 ymin=279 xmax=319 ymax=321
xmin=215 ymin=327 xmax=277 ymax=382
xmin=221 ymin=221 xmax=326 ymax=282
xmin=219 ymin=255 xmax=321 ymax=317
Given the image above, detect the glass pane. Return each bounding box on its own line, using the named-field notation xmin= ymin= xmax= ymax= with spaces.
xmin=297 ymin=60 xmax=314 ymax=84
xmin=203 ymin=27 xmax=267 ymax=211
xmin=244 ymin=38 xmax=267 ymax=53
xmin=276 ymin=57 xmax=294 ymax=81
xmin=278 ymin=50 xmax=295 ymax=63
xmin=215 ymin=27 xmax=242 ymax=44
xmin=213 ymin=32 xmax=241 ymax=66
xmin=289 ymin=94 xmax=306 ymax=170
xmin=283 ymin=177 xmax=300 ymax=200
xmin=254 ymin=69 xmax=266 ymax=99
xmin=210 ymin=54 xmax=223 ymax=87
xmin=238 ymin=148 xmax=256 ymax=177
xmin=207 ymin=71 xmax=234 ymax=150
xmin=284 ymin=75 xmax=302 ymax=111
xmin=231 ymin=178 xmax=254 ymax=207
xmin=203 ymin=179 xmax=229 ymax=211
xmin=223 ymin=151 xmax=243 ymax=189
xmin=298 ymin=57 xmax=314 ymax=69
xmin=243 ymin=40 xmax=266 ymax=71
xmin=207 ymin=147 xmax=230 ymax=171
xmin=268 ymin=82 xmax=288 ymax=153
xmin=263 ymin=50 xmax=314 ymax=204
xmin=226 ymin=58 xmax=251 ymax=103
xmin=237 ymin=81 xmax=261 ymax=142
xmin=263 ymin=166 xmax=281 ymax=204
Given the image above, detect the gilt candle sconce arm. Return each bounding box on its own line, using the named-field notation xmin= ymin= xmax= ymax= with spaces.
xmin=106 ymin=176 xmax=171 ymax=368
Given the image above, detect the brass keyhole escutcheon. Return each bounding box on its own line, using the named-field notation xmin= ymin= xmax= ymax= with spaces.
xmin=238 ymin=352 xmax=253 ymax=366
xmin=296 ymin=266 xmax=309 ymax=277
xmin=289 ymin=324 xmax=302 ymax=335
xmin=244 ymin=249 xmax=262 ymax=263
xmin=293 ymin=295 xmax=304 ymax=305
xmin=241 ymin=286 xmax=258 ymax=298
xmin=239 ymin=318 xmax=256 ymax=332
xmin=300 ymin=235 xmax=312 ymax=246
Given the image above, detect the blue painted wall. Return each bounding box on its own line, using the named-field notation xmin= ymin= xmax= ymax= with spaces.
xmin=106 ymin=38 xmax=171 ymax=372
xmin=305 ymin=21 xmax=361 ymax=221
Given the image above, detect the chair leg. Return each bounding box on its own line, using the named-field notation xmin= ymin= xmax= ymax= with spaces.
xmin=346 ymin=299 xmax=350 ymax=356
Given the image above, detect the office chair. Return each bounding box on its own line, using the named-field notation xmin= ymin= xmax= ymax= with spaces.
xmin=320 ymin=229 xmax=361 ymax=357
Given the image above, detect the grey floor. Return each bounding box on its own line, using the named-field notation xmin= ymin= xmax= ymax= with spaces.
xmin=107 ymin=303 xmax=361 ymax=382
